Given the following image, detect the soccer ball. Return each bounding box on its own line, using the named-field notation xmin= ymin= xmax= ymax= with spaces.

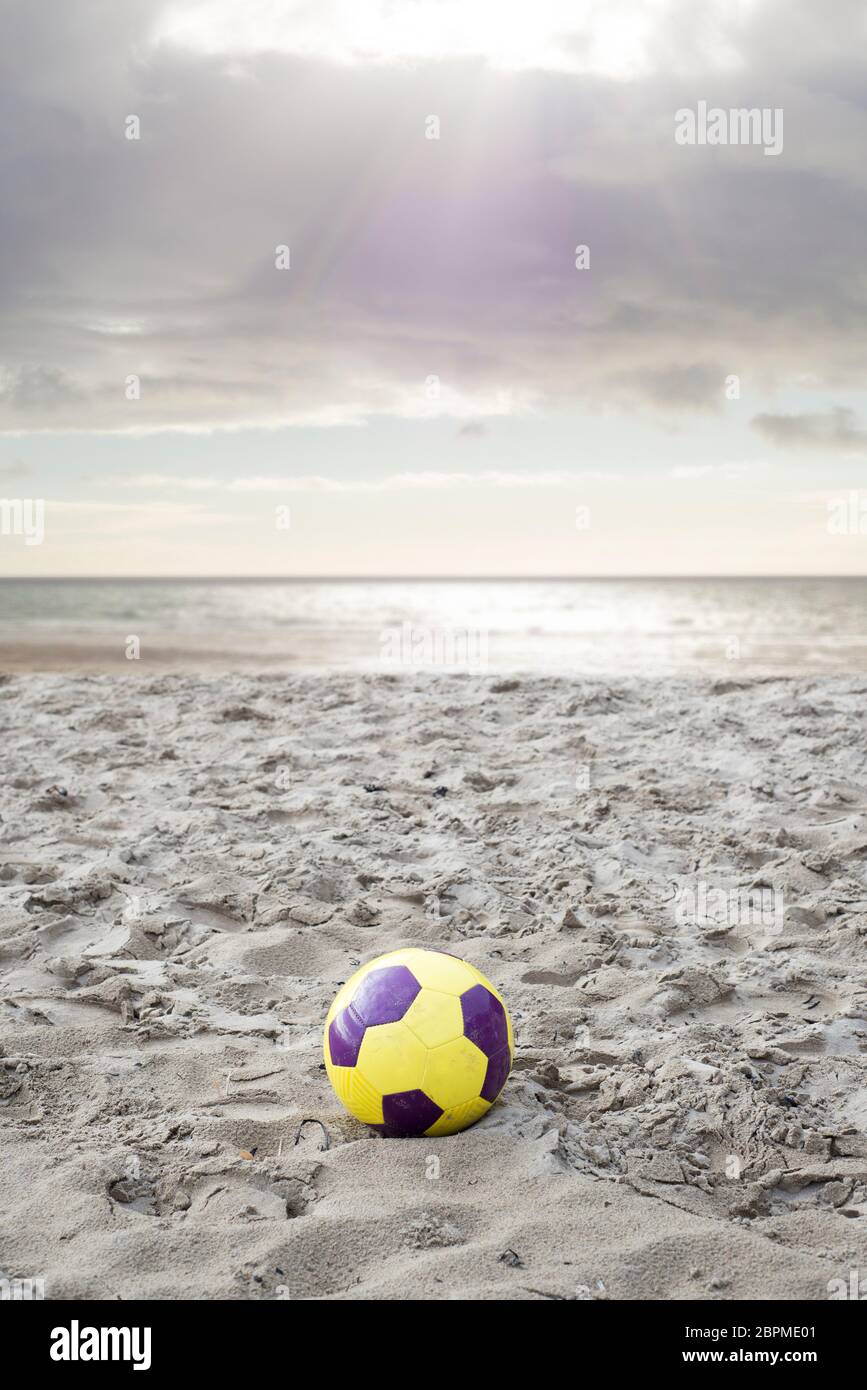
xmin=324 ymin=947 xmax=513 ymax=1137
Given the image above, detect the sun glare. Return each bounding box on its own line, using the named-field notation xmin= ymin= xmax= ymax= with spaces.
xmin=155 ymin=0 xmax=674 ymax=78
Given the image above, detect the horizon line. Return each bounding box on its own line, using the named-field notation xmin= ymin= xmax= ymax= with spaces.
xmin=1 ymin=574 xmax=866 ymax=583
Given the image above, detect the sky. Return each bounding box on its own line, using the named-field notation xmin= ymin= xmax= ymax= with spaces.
xmin=1 ymin=0 xmax=866 ymax=576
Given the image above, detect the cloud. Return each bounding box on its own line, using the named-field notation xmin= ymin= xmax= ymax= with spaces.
xmin=154 ymin=0 xmax=677 ymax=79
xmin=1 ymin=1 xmax=866 ymax=436
xmin=120 ymin=469 xmax=609 ymax=493
xmin=46 ymin=498 xmax=240 ymax=534
xmin=667 ymin=461 xmax=757 ymax=479
xmin=751 ymin=407 xmax=867 ymax=453
xmin=121 ymin=473 xmax=220 ymax=490
xmin=0 ymin=366 xmax=85 ymax=414
xmin=0 ymin=457 xmax=32 ymax=479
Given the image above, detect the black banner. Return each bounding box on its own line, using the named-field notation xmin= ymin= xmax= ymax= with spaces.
xmin=6 ymin=1296 xmax=861 ymax=1376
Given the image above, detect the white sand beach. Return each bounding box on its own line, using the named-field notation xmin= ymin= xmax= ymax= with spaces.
xmin=1 ymin=671 xmax=865 ymax=1300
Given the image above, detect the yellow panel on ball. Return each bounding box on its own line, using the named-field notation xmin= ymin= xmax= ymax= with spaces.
xmin=425 ymin=1096 xmax=491 ymax=1137
xmin=402 ymin=988 xmax=464 ymax=1049
xmin=326 ymin=1062 xmax=384 ymax=1126
xmin=394 ymin=948 xmax=480 ymax=995
xmin=356 ymin=1019 xmax=427 ymax=1095
xmin=347 ymin=1068 xmax=384 ymax=1126
xmin=423 ymin=1035 xmax=487 ymax=1111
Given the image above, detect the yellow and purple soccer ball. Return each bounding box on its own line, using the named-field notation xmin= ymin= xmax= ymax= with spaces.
xmin=324 ymin=948 xmax=513 ymax=1137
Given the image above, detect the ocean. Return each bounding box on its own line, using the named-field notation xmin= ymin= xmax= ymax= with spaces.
xmin=1 ymin=577 xmax=866 ymax=675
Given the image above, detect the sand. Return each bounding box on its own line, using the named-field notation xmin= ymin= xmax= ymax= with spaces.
xmin=1 ymin=671 xmax=865 ymax=1301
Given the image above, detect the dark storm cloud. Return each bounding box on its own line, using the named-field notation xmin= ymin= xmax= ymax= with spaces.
xmin=1 ymin=0 xmax=866 ymax=433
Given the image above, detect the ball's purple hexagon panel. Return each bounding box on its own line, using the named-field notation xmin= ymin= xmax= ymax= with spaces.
xmin=352 ymin=964 xmax=421 ymax=1025
xmin=480 ymin=1046 xmax=512 ymax=1102
xmin=460 ymin=983 xmax=510 ymax=1058
xmin=378 ymin=1088 xmax=443 ymax=1136
xmin=327 ymin=1003 xmax=366 ymax=1067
